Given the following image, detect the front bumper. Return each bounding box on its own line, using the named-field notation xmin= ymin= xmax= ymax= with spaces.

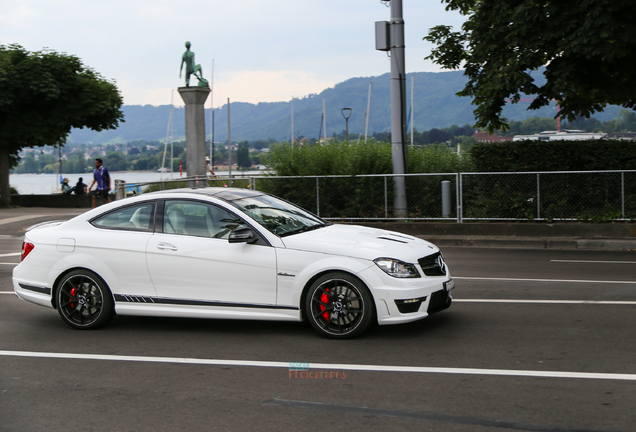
xmin=358 ymin=265 xmax=454 ymax=325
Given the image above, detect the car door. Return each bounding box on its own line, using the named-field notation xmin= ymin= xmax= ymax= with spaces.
xmin=145 ymin=199 xmax=277 ymax=307
xmin=87 ymin=201 xmax=157 ymax=297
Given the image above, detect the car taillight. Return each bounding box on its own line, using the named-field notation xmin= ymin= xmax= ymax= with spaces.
xmin=21 ymin=242 xmax=34 ymax=261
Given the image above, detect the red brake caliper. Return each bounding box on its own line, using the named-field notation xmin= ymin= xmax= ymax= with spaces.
xmin=320 ymin=288 xmax=330 ymax=321
xmin=70 ymin=287 xmax=76 ymax=309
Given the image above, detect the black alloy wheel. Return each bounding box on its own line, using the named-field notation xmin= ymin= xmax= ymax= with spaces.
xmin=56 ymin=270 xmax=115 ymax=330
xmin=305 ymin=272 xmax=374 ymax=339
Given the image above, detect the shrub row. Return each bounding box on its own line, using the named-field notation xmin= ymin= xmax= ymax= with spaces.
xmin=469 ymin=139 xmax=636 ymax=172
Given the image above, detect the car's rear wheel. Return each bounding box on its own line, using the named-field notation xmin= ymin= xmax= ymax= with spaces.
xmin=305 ymin=272 xmax=374 ymax=339
xmin=56 ymin=270 xmax=115 ymax=330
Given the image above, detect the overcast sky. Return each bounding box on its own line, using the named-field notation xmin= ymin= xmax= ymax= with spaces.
xmin=1 ymin=0 xmax=465 ymax=108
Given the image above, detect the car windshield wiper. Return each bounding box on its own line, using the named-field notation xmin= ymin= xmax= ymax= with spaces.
xmin=279 ymin=223 xmax=329 ymax=237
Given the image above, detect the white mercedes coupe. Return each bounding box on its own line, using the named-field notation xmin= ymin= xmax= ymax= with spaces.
xmin=13 ymin=188 xmax=454 ymax=338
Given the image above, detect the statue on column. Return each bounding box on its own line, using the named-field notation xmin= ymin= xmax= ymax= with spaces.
xmin=179 ymin=41 xmax=209 ymax=87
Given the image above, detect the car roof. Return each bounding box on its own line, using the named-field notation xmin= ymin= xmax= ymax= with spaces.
xmin=146 ymin=187 xmax=265 ymax=202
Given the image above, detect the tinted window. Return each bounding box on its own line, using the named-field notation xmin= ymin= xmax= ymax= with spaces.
xmin=164 ymin=200 xmax=243 ymax=239
xmin=91 ymin=203 xmax=155 ymax=231
xmin=229 ymin=194 xmax=328 ymax=237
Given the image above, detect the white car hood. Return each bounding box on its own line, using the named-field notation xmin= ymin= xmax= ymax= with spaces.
xmin=280 ymin=224 xmax=439 ymax=263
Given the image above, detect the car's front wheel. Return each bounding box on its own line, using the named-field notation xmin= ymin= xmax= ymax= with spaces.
xmin=305 ymin=272 xmax=375 ymax=339
xmin=56 ymin=270 xmax=115 ymax=330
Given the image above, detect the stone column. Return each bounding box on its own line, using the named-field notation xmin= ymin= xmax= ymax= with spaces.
xmin=178 ymin=87 xmax=210 ymax=188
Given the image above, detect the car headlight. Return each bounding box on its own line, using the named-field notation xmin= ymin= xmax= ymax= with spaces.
xmin=374 ymin=258 xmax=420 ymax=278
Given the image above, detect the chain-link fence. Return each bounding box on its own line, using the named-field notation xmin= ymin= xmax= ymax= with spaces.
xmin=253 ymin=173 xmax=459 ymax=220
xmin=460 ymin=171 xmax=636 ymax=222
xmin=120 ymin=170 xmax=636 ymax=222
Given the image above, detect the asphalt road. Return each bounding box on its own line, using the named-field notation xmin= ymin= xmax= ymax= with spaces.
xmin=1 ymin=212 xmax=635 ymax=432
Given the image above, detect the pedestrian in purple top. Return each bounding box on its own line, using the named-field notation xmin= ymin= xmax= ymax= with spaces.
xmin=88 ymin=158 xmax=111 ymax=208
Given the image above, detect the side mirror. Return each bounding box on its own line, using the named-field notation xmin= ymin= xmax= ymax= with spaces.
xmin=228 ymin=227 xmax=257 ymax=244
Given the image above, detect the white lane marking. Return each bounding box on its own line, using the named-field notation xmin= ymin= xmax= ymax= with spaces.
xmin=0 ymin=292 xmax=15 ymax=294
xmin=454 ymin=276 xmax=636 ymax=284
xmin=454 ymin=299 xmax=636 ymax=305
xmin=0 ymin=263 xmax=18 ymax=266
xmin=0 ymin=350 xmax=635 ymax=381
xmin=0 ymin=253 xmax=20 ymax=257
xmin=551 ymin=260 xmax=636 ymax=264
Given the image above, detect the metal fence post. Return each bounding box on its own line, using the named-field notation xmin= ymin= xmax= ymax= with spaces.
xmin=316 ymin=177 xmax=320 ymax=217
xmin=622 ymin=171 xmax=625 ymax=219
xmin=458 ymin=173 xmax=463 ymax=223
xmin=537 ymin=173 xmax=541 ymax=220
xmin=384 ymin=176 xmax=388 ymax=219
xmin=115 ymin=180 xmax=126 ymax=200
xmin=455 ymin=173 xmax=460 ymax=223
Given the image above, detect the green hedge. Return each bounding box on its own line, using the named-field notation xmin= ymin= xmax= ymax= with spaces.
xmin=258 ymin=141 xmax=466 ymax=219
xmin=469 ymin=139 xmax=636 ymax=172
xmin=464 ymin=140 xmax=636 ymax=220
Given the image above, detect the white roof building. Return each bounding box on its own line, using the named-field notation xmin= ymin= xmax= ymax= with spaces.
xmin=512 ymin=130 xmax=607 ymax=141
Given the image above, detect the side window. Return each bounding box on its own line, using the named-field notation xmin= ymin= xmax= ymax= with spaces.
xmin=164 ymin=200 xmax=243 ymax=239
xmin=91 ymin=203 xmax=155 ymax=231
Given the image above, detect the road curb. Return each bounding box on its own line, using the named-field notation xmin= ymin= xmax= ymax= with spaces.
xmin=418 ymin=236 xmax=636 ymax=251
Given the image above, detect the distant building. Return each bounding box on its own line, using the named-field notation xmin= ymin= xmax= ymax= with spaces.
xmin=472 ymin=131 xmax=513 ymax=143
xmin=606 ymin=132 xmax=636 ymax=141
xmin=512 ymin=130 xmax=607 ymax=141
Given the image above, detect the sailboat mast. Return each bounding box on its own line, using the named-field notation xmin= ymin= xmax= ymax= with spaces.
xmin=160 ymin=89 xmax=175 ymax=181
xmin=170 ymin=90 xmax=174 ymax=178
xmin=410 ymin=74 xmax=414 ymax=146
xmin=227 ymin=98 xmax=232 ymax=178
xmin=210 ymin=60 xmax=214 ymax=167
xmin=365 ymin=81 xmax=372 ymax=143
xmin=323 ymin=96 xmax=327 ymax=142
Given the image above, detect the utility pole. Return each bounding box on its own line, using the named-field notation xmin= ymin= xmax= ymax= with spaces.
xmin=376 ymin=0 xmax=408 ymax=217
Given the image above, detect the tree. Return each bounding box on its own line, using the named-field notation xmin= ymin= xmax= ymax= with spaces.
xmin=236 ymin=141 xmax=251 ymax=169
xmin=425 ymin=0 xmax=636 ymax=132
xmin=0 ymin=44 xmax=123 ymax=205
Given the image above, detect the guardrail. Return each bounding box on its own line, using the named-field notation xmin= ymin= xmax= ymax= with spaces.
xmin=117 ymin=170 xmax=636 ymax=223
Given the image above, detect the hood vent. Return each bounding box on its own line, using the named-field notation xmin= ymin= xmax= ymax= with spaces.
xmin=377 ymin=236 xmax=408 ymax=244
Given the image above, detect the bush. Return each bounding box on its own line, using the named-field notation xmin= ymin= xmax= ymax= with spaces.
xmin=259 ymin=140 xmax=468 ymax=218
xmin=469 ymin=139 xmax=636 ymax=172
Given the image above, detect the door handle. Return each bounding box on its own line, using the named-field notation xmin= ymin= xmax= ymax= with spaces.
xmin=156 ymin=243 xmax=178 ymax=251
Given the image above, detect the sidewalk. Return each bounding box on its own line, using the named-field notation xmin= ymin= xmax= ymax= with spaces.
xmin=0 ymin=207 xmax=86 ymax=222
xmin=350 ymin=222 xmax=636 ymax=251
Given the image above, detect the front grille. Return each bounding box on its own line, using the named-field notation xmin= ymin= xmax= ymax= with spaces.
xmin=427 ymin=289 xmax=451 ymax=314
xmin=418 ymin=252 xmax=447 ymax=276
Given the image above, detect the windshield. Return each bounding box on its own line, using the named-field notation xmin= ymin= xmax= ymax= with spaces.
xmin=230 ymin=194 xmax=329 ymax=237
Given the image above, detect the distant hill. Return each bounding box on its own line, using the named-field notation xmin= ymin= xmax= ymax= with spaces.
xmin=68 ymin=70 xmax=622 ymax=144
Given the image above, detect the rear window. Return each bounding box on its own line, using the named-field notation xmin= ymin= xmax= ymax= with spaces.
xmin=91 ymin=203 xmax=155 ymax=231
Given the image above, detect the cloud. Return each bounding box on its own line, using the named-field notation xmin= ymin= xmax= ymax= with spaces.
xmin=1 ymin=0 xmax=466 ymax=106
xmin=212 ymin=70 xmax=336 ymax=106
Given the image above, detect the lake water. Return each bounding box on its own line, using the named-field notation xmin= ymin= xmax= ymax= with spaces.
xmin=10 ymin=170 xmax=264 ymax=195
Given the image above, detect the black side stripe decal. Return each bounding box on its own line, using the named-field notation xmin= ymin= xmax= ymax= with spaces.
xmin=19 ymin=284 xmax=51 ymax=295
xmin=114 ymin=294 xmax=298 ymax=311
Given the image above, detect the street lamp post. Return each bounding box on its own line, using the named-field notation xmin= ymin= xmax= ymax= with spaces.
xmin=341 ymin=108 xmax=352 ymax=141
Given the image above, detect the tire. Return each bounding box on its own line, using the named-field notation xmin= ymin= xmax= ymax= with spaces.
xmin=56 ymin=270 xmax=115 ymax=330
xmin=305 ymin=272 xmax=375 ymax=339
